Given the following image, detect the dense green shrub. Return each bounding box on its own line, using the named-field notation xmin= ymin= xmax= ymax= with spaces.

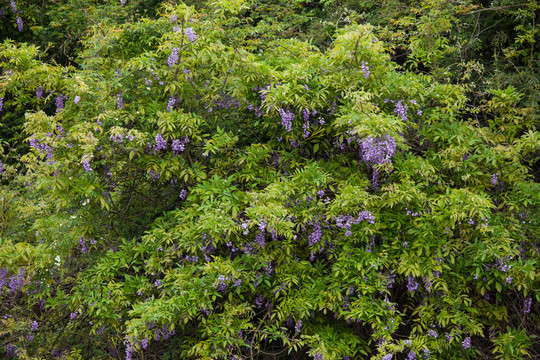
xmin=0 ymin=0 xmax=538 ymax=359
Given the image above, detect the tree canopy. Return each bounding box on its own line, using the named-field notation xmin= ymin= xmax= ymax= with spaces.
xmin=0 ymin=0 xmax=539 ymax=359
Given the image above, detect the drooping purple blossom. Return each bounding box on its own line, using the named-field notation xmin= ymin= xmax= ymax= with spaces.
xmin=171 ymin=137 xmax=189 ymax=155
xmin=255 ymin=232 xmax=265 ymax=248
xmin=168 ymin=47 xmax=179 ymax=68
xmin=16 ymin=16 xmax=23 ymax=31
xmin=170 ymin=14 xmax=177 ymax=22
xmin=335 ymin=211 xmax=375 ymax=236
xmin=359 ymin=135 xmax=396 ymax=166
xmin=70 ymin=311 xmax=78 ymax=320
xmin=74 ymin=95 xmax=81 ymax=104
xmin=110 ymin=133 xmax=124 ymax=143
xmin=295 ymin=320 xmax=302 ymax=333
xmin=278 ymin=108 xmax=294 ymax=132
xmin=361 ymin=61 xmax=370 ymax=78
xmin=0 ymin=268 xmax=8 ymax=292
xmin=394 ymin=100 xmax=408 ymax=121
xmin=186 ymin=27 xmax=197 ymax=42
xmin=491 ymin=173 xmax=498 ymax=186
xmin=82 ymin=157 xmax=91 ymax=172
xmin=9 ymin=268 xmax=25 ymax=294
xmin=55 ymin=94 xmax=66 ymax=112
xmin=10 ymin=0 xmax=17 ymax=12
xmin=116 ymin=92 xmax=124 ymax=109
xmin=125 ymin=339 xmax=135 ymax=360
xmin=167 ymin=96 xmax=176 ymax=112
xmin=524 ymin=298 xmax=532 ymax=314
xmin=31 ymin=321 xmax=38 ymax=331
xmin=179 ymin=189 xmax=187 ymax=200
xmin=407 ymin=276 xmax=418 ymax=293
xmin=6 ymin=343 xmax=18 ymax=358
xmin=308 ymin=220 xmax=322 ymax=246
xmin=154 ymin=134 xmax=167 ymax=151
xmin=406 ymin=351 xmax=416 ymax=360
xmin=216 ymin=275 xmax=227 ymax=292
xmin=80 ymin=237 xmax=89 ymax=253
xmin=462 ymin=337 xmax=471 ymax=349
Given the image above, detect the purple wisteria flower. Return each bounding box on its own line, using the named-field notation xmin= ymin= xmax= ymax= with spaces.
xmin=308 ymin=220 xmax=322 ymax=246
xmin=295 ymin=320 xmax=302 ymax=333
xmin=31 ymin=321 xmax=38 ymax=331
xmin=394 ymin=100 xmax=408 ymax=121
xmin=406 ymin=351 xmax=416 ymax=360
xmin=359 ymin=135 xmax=396 ymax=166
xmin=186 ymin=27 xmax=197 ymax=42
xmin=171 ymin=137 xmax=189 ymax=155
xmin=9 ymin=268 xmax=25 ymax=294
xmin=16 ymin=16 xmax=23 ymax=31
xmin=524 ymin=298 xmax=532 ymax=314
xmin=491 ymin=173 xmax=498 ymax=186
xmin=216 ymin=275 xmax=227 ymax=292
xmin=55 ymin=94 xmax=66 ymax=112
xmin=168 ymin=47 xmax=179 ymax=68
xmin=0 ymin=268 xmax=8 ymax=292
xmin=167 ymin=96 xmax=176 ymax=112
xmin=361 ymin=61 xmax=370 ymax=78
xmin=116 ymin=92 xmax=124 ymax=109
xmin=462 ymin=337 xmax=471 ymax=349
xmin=10 ymin=0 xmax=17 ymax=12
xmin=407 ymin=276 xmax=418 ymax=293
xmin=336 ymin=211 xmax=375 ymax=236
xmin=278 ymin=108 xmax=294 ymax=132
xmin=170 ymin=14 xmax=177 ymax=22
xmin=6 ymin=343 xmax=18 ymax=358
xmin=82 ymin=157 xmax=91 ymax=172
xmin=74 ymin=95 xmax=81 ymax=104
xmin=80 ymin=237 xmax=89 ymax=253
xmin=154 ymin=134 xmax=167 ymax=151
xmin=179 ymin=189 xmax=187 ymax=200
xmin=382 ymin=355 xmax=393 ymax=360
xmin=70 ymin=311 xmax=78 ymax=320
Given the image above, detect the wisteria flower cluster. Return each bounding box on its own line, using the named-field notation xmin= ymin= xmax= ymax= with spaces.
xmin=335 ymin=211 xmax=375 ymax=236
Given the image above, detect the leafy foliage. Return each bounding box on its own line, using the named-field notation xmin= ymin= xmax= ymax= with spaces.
xmin=0 ymin=0 xmax=539 ymax=359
